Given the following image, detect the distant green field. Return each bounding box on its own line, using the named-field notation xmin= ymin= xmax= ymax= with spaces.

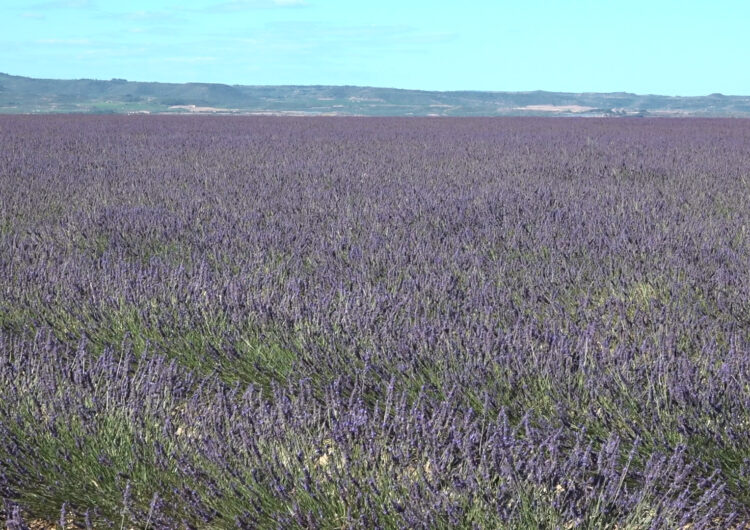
xmin=2 ymin=72 xmax=750 ymax=116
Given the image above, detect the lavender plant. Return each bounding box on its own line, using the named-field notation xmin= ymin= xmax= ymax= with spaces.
xmin=0 ymin=115 xmax=748 ymax=528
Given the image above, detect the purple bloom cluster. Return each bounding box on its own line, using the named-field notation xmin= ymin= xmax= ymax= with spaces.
xmin=0 ymin=115 xmax=748 ymax=528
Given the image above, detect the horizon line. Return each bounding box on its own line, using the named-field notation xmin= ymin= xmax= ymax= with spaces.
xmin=1 ymin=72 xmax=746 ymax=99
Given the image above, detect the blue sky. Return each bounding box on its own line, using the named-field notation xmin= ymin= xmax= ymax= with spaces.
xmin=2 ymin=0 xmax=748 ymax=95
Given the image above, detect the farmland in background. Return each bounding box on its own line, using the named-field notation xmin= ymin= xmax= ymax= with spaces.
xmin=1 ymin=115 xmax=749 ymax=528
xmin=3 ymin=72 xmax=750 ymax=117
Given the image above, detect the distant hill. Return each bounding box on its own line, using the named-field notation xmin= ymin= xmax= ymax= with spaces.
xmin=1 ymin=72 xmax=749 ymax=117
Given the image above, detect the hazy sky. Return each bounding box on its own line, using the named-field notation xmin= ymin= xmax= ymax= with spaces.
xmin=2 ymin=0 xmax=748 ymax=95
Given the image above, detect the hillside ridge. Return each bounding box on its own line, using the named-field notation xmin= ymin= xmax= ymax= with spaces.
xmin=2 ymin=72 xmax=749 ymax=116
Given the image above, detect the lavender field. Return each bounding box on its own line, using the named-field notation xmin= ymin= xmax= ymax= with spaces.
xmin=1 ymin=115 xmax=749 ymax=529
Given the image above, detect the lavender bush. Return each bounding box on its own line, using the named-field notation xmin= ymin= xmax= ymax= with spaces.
xmin=0 ymin=115 xmax=749 ymax=528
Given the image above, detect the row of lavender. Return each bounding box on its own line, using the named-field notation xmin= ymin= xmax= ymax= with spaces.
xmin=1 ymin=115 xmax=749 ymax=528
